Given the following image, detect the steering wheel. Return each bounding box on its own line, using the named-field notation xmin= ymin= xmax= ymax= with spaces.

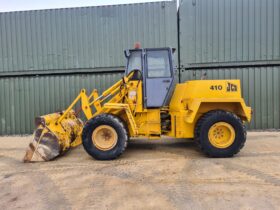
xmin=128 ymin=69 xmax=143 ymax=81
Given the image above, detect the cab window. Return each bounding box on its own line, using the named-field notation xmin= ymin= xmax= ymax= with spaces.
xmin=147 ymin=50 xmax=171 ymax=78
xmin=127 ymin=51 xmax=142 ymax=74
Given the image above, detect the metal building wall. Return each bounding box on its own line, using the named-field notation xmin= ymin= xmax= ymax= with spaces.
xmin=0 ymin=73 xmax=123 ymax=134
xmin=0 ymin=1 xmax=178 ymax=75
xmin=0 ymin=1 xmax=178 ymax=135
xmin=179 ymin=0 xmax=280 ymax=129
xmin=178 ymin=0 xmax=280 ymax=66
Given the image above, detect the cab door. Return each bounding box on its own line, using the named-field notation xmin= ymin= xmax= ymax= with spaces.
xmin=144 ymin=49 xmax=174 ymax=108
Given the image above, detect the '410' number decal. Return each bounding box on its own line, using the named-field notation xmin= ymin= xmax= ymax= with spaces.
xmin=210 ymin=85 xmax=222 ymax=90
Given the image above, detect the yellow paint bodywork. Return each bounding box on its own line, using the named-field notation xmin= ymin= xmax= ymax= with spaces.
xmin=134 ymin=109 xmax=161 ymax=138
xmin=167 ymin=80 xmax=251 ymax=138
xmin=123 ymin=80 xmax=161 ymax=138
xmin=91 ymin=125 xmax=118 ymax=151
xmin=34 ymin=78 xmax=251 ymax=155
xmin=208 ymin=122 xmax=235 ymax=148
xmin=36 ymin=110 xmax=83 ymax=151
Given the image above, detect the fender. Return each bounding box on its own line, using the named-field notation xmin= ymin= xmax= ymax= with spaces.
xmin=185 ymin=98 xmax=252 ymax=124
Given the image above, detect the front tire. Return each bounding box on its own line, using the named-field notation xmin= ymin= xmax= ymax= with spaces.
xmin=195 ymin=110 xmax=246 ymax=157
xmin=82 ymin=114 xmax=128 ymax=160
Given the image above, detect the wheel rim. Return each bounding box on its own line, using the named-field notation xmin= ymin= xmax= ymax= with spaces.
xmin=208 ymin=122 xmax=235 ymax=149
xmin=92 ymin=125 xmax=118 ymax=151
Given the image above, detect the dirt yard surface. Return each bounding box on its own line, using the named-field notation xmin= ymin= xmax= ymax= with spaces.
xmin=0 ymin=132 xmax=280 ymax=210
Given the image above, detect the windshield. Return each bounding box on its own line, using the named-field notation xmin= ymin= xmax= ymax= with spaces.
xmin=127 ymin=51 xmax=142 ymax=74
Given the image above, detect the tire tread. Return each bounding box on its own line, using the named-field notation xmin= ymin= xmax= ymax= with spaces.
xmin=194 ymin=110 xmax=246 ymax=157
xmin=82 ymin=114 xmax=128 ymax=160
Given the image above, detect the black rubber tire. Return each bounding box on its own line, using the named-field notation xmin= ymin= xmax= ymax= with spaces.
xmin=194 ymin=110 xmax=247 ymax=158
xmin=82 ymin=114 xmax=128 ymax=160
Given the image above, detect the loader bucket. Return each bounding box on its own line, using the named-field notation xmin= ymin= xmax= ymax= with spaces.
xmin=23 ymin=110 xmax=84 ymax=162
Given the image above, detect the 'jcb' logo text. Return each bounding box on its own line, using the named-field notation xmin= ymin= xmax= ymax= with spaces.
xmin=227 ymin=82 xmax=237 ymax=92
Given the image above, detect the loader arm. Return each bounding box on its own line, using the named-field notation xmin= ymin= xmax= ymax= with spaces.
xmin=24 ymin=73 xmax=134 ymax=162
xmin=58 ymin=75 xmax=131 ymax=122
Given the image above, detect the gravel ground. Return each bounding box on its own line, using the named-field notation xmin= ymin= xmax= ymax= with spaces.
xmin=0 ymin=132 xmax=280 ymax=210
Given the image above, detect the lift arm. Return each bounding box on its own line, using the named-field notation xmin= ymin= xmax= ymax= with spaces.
xmin=57 ymin=74 xmax=133 ymax=123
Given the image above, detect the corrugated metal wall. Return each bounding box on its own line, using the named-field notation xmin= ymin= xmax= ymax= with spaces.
xmin=179 ymin=0 xmax=280 ymax=129
xmin=0 ymin=1 xmax=178 ymax=135
xmin=179 ymin=0 xmax=280 ymax=65
xmin=0 ymin=1 xmax=177 ymax=74
xmin=0 ymin=73 xmax=122 ymax=134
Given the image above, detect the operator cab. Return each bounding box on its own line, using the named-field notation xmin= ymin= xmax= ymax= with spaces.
xmin=124 ymin=46 xmax=175 ymax=108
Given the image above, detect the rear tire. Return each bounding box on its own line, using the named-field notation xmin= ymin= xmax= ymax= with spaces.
xmin=82 ymin=114 xmax=128 ymax=160
xmin=195 ymin=110 xmax=246 ymax=157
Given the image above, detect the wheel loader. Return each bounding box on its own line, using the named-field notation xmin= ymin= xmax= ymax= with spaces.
xmin=23 ymin=46 xmax=252 ymax=162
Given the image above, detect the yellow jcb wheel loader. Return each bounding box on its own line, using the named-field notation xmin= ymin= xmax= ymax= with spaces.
xmin=23 ymin=47 xmax=252 ymax=162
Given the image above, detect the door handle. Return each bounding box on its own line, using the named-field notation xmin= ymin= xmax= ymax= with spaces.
xmin=163 ymin=80 xmax=170 ymax=83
